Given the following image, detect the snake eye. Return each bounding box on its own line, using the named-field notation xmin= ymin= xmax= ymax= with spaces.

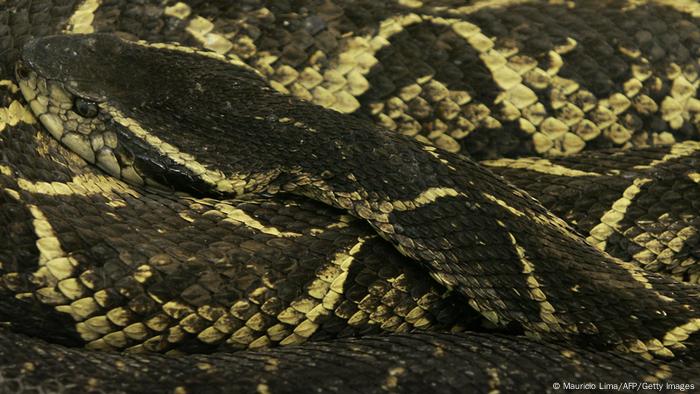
xmin=74 ymin=97 xmax=99 ymax=118
xmin=15 ymin=63 xmax=29 ymax=80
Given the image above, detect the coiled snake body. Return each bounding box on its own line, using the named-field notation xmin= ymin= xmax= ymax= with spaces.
xmin=2 ymin=0 xmax=700 ymax=392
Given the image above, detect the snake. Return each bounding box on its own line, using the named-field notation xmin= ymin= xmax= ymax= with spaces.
xmin=2 ymin=0 xmax=700 ymax=392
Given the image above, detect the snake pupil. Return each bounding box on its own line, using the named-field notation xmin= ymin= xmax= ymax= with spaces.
xmin=15 ymin=63 xmax=28 ymax=79
xmin=74 ymin=97 xmax=99 ymax=118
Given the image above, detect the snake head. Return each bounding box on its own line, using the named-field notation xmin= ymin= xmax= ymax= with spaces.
xmin=17 ymin=33 xmax=289 ymax=198
xmin=16 ymin=34 xmax=152 ymax=187
xmin=16 ymin=33 xmax=274 ymax=197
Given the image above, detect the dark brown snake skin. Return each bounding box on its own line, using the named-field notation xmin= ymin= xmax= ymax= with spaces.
xmin=484 ymin=141 xmax=700 ymax=284
xmin=2 ymin=0 xmax=700 ymax=393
